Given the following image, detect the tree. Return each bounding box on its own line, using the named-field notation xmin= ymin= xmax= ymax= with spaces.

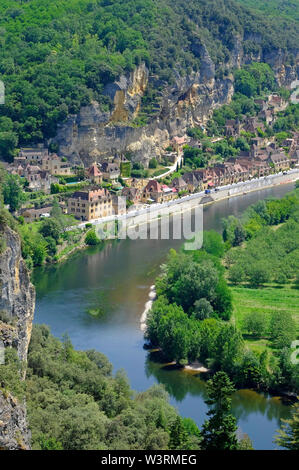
xmin=275 ymin=403 xmax=299 ymax=450
xmin=169 ymin=416 xmax=188 ymax=450
xmin=2 ymin=174 xmax=24 ymax=212
xmin=202 ymin=230 xmax=225 ymax=258
xmin=193 ymin=298 xmax=213 ymax=320
xmin=201 ymin=372 xmax=238 ymax=450
xmin=228 ymin=264 xmax=245 ymax=285
xmin=270 ymin=311 xmax=296 ymax=349
xmin=149 ymin=158 xmax=158 ymax=169
xmin=39 ymin=218 xmax=61 ymax=242
xmin=85 ymin=230 xmax=100 ymax=246
xmin=247 ymin=262 xmax=270 ymax=287
xmin=243 ymin=311 xmax=268 ymax=337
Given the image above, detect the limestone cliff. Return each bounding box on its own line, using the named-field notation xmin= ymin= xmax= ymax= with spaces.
xmin=52 ymin=38 xmax=299 ymax=167
xmin=0 ymin=224 xmax=35 ymax=450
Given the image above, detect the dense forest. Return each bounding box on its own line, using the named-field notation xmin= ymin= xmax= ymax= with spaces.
xmin=236 ymin=0 xmax=299 ymax=22
xmin=0 ymin=0 xmax=299 ymax=160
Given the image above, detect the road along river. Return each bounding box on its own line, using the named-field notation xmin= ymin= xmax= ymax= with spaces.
xmin=33 ymin=182 xmax=297 ymax=450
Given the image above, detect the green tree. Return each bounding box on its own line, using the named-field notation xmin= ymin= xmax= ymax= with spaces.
xmin=275 ymin=403 xmax=299 ymax=450
xmin=201 ymin=372 xmax=238 ymax=450
xmin=3 ymin=174 xmax=24 ymax=212
xmin=169 ymin=416 xmax=188 ymax=450
xmin=39 ymin=218 xmax=61 ymax=243
xmin=243 ymin=311 xmax=268 ymax=337
xmin=85 ymin=230 xmax=100 ymax=246
xmin=270 ymin=311 xmax=296 ymax=349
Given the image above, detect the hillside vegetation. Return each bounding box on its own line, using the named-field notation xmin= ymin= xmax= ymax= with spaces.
xmin=0 ymin=0 xmax=298 ymax=160
xmin=236 ymin=0 xmax=299 ymax=22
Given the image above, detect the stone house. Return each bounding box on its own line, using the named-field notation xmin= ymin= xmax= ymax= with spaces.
xmin=87 ymin=163 xmax=103 ymax=184
xmin=121 ymin=187 xmax=142 ymax=205
xmin=24 ymin=165 xmax=57 ymax=192
xmin=41 ymin=155 xmax=73 ymax=176
xmin=182 ymin=172 xmax=202 ymax=192
xmin=224 ymin=119 xmax=241 ymax=137
xmin=21 ymin=206 xmax=53 ymax=223
xmin=142 ymin=180 xmax=164 ymax=203
xmin=269 ymin=153 xmax=290 ymax=171
xmin=171 ymin=177 xmax=189 ymax=192
xmin=17 ymin=146 xmax=48 ymax=165
xmin=101 ymin=161 xmax=120 ymax=182
xmin=67 ymin=188 xmax=113 ymax=221
xmin=171 ymin=136 xmax=187 ymax=153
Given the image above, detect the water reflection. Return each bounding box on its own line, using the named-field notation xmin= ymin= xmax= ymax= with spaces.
xmin=33 ymin=183 xmax=295 ymax=449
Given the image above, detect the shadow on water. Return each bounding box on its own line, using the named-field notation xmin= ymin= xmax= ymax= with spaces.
xmin=33 ymin=182 xmax=295 ymax=449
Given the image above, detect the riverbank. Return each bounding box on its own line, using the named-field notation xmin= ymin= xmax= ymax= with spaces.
xmin=33 ymin=183 xmax=296 ymax=450
xmin=88 ymin=169 xmax=299 ymax=233
xmin=53 ymin=170 xmax=299 ymax=266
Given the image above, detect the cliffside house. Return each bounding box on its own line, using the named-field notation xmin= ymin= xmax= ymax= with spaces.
xmin=101 ymin=161 xmax=120 ymax=182
xmin=40 ymin=155 xmax=73 ymax=176
xmin=21 ymin=206 xmax=53 ymax=223
xmin=16 ymin=146 xmax=48 ymax=165
xmin=24 ymin=165 xmax=57 ymax=192
xmin=268 ymin=94 xmax=286 ymax=112
xmin=67 ymin=188 xmax=113 ymax=221
xmin=269 ymin=152 xmax=290 ymax=171
xmin=171 ymin=136 xmax=187 ymax=153
xmin=259 ymin=108 xmax=274 ymax=126
xmin=225 ymin=119 xmax=241 ymax=137
xmin=171 ymin=177 xmax=189 ymax=193
xmin=142 ymin=180 xmax=165 ymax=203
xmin=121 ymin=187 xmax=142 ymax=205
xmin=87 ymin=163 xmax=103 ymax=184
xmin=243 ymin=117 xmax=264 ymax=134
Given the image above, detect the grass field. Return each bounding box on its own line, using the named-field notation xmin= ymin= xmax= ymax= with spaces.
xmin=231 ymin=284 xmax=299 ymax=353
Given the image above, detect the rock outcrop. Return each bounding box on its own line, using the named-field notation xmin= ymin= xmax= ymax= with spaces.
xmin=0 ymin=392 xmax=31 ymax=450
xmin=0 ymin=224 xmax=35 ymax=450
xmin=52 ymin=38 xmax=299 ymax=167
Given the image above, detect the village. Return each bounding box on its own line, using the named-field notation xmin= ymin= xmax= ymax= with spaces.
xmin=2 ymin=93 xmax=299 ymax=225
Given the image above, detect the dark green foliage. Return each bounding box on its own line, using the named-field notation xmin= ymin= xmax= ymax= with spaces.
xmin=275 ymin=403 xmax=299 ymax=450
xmin=39 ymin=218 xmax=61 ymax=242
xmin=243 ymin=311 xmax=268 ymax=337
xmin=85 ymin=229 xmax=100 ymax=246
xmin=0 ymin=1 xmax=297 ymax=156
xmin=234 ymin=63 xmax=275 ymax=98
xmin=226 ymin=189 xmax=299 ymax=286
xmin=2 ymin=173 xmax=24 ymax=212
xmin=149 ymin=158 xmax=158 ymax=169
xmin=22 ymin=325 xmax=203 ymax=450
xmin=269 ymin=311 xmax=296 ymax=349
xmin=201 ymin=372 xmax=238 ymax=450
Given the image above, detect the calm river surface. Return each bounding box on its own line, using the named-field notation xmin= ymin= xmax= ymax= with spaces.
xmin=33 ymin=183 xmax=296 ymax=450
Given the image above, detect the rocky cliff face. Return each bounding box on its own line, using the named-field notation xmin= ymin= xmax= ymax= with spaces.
xmin=0 ymin=391 xmax=31 ymax=450
xmin=0 ymin=224 xmax=35 ymax=450
xmin=52 ymin=39 xmax=299 ymax=167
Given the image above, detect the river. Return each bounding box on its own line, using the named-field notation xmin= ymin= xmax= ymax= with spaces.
xmin=33 ymin=182 xmax=296 ymax=450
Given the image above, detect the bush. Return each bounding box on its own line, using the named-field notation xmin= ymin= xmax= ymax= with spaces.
xmin=85 ymin=230 xmax=100 ymax=246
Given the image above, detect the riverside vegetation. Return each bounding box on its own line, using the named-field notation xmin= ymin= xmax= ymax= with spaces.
xmin=1 ymin=323 xmax=256 ymax=450
xmin=146 ymin=185 xmax=299 ymax=397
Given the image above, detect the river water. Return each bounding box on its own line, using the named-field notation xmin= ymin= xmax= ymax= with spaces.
xmin=33 ymin=183 xmax=296 ymax=450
